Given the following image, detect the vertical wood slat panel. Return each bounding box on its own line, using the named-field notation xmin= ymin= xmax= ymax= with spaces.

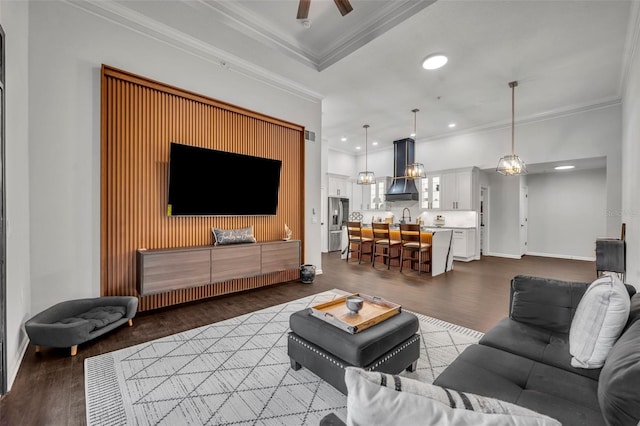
xmin=101 ymin=65 xmax=304 ymax=311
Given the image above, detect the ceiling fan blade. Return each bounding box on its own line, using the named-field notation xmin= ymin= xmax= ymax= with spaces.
xmin=297 ymin=0 xmax=310 ymax=19
xmin=333 ymin=0 xmax=353 ymax=16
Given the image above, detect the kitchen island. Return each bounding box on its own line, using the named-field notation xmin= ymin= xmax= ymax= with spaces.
xmin=357 ymin=226 xmax=454 ymax=276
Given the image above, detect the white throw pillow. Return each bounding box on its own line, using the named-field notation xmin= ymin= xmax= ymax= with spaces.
xmin=569 ymin=273 xmax=630 ymax=368
xmin=345 ymin=367 xmax=561 ymax=426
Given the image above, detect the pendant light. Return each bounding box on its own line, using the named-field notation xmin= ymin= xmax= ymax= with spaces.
xmin=357 ymin=124 xmax=375 ymax=185
xmin=496 ymin=81 xmax=527 ymax=175
xmin=405 ymin=108 xmax=426 ymax=179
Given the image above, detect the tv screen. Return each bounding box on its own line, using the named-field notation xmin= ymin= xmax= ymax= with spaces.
xmin=167 ymin=142 xmax=282 ymax=216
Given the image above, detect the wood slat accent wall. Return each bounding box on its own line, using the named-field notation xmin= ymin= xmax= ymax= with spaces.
xmin=101 ymin=65 xmax=305 ymax=311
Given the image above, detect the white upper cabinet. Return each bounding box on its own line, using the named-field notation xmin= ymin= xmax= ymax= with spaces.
xmin=441 ymin=168 xmax=479 ymax=210
xmin=420 ymin=174 xmax=442 ymax=210
xmin=327 ymin=174 xmax=351 ymax=198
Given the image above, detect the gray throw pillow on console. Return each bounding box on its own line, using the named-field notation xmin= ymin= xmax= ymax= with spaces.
xmin=212 ymin=226 xmax=256 ymax=246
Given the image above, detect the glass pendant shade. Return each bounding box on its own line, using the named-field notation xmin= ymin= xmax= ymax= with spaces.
xmin=496 ymin=154 xmax=527 ymax=175
xmin=405 ymin=162 xmax=426 ymax=179
xmin=357 ymin=171 xmax=376 ymax=184
xmin=496 ymin=81 xmax=527 ymax=176
xmin=357 ymin=124 xmax=375 ymax=185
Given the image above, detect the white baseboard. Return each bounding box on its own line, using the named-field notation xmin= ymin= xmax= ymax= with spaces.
xmin=483 ymin=252 xmax=522 ymax=259
xmin=525 ymin=252 xmax=595 ymax=262
xmin=7 ymin=335 xmax=29 ymax=392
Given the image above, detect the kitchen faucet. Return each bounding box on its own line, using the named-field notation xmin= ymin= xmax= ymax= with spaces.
xmin=401 ymin=207 xmax=411 ymax=224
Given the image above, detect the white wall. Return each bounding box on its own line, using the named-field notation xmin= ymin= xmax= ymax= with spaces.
xmin=341 ymin=105 xmax=622 ymax=257
xmin=16 ymin=0 xmax=322 ymax=385
xmin=621 ymin=11 xmax=640 ymax=287
xmin=527 ymin=169 xmax=606 ymax=260
xmin=0 ymin=0 xmax=32 ymax=390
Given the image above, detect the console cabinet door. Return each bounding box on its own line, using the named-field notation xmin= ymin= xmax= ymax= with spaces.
xmin=138 ymin=249 xmax=211 ymax=295
xmin=262 ymin=241 xmax=301 ymax=273
xmin=211 ymin=244 xmax=261 ymax=283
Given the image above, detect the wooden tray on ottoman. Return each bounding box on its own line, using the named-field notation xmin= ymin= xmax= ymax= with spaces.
xmin=308 ymin=293 xmax=401 ymax=334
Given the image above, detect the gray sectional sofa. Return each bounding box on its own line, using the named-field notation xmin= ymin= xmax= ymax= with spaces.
xmin=321 ymin=275 xmax=640 ymax=425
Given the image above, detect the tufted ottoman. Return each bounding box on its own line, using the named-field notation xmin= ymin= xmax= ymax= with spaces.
xmin=287 ymin=309 xmax=420 ymax=394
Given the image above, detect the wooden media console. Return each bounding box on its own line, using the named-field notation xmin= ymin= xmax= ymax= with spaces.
xmin=137 ymin=240 xmax=301 ymax=296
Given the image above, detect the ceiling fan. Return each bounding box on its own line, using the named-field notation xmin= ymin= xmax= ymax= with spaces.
xmin=297 ymin=0 xmax=353 ymax=19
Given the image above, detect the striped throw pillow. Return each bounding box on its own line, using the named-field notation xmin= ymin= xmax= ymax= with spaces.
xmin=345 ymin=367 xmax=561 ymax=426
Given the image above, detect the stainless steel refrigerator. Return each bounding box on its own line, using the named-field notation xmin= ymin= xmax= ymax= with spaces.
xmin=328 ymin=197 xmax=349 ymax=252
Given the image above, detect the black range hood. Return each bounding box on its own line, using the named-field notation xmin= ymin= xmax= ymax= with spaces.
xmin=385 ymin=138 xmax=420 ymax=202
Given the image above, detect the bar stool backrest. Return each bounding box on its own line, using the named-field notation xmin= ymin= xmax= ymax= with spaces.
xmin=400 ymin=223 xmax=422 ymax=245
xmin=371 ymin=222 xmax=390 ymax=241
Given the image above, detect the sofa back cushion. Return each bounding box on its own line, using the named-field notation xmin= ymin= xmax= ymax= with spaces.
xmin=598 ymin=320 xmax=640 ymax=425
xmin=569 ymin=274 xmax=630 ymax=369
xmin=510 ymin=275 xmax=589 ymax=334
xmin=624 ymin=292 xmax=640 ymax=331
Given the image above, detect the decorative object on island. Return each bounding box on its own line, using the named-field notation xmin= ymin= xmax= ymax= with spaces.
xmin=300 ymin=264 xmax=316 ymax=283
xmin=496 ymin=81 xmax=527 ymax=175
xmin=345 ymin=295 xmax=364 ymax=314
xmin=405 ymin=108 xmax=426 ymax=179
xmin=433 ymin=215 xmax=445 ymax=227
xmin=357 ymin=124 xmax=376 ymax=185
xmin=283 ymin=223 xmax=292 ymax=241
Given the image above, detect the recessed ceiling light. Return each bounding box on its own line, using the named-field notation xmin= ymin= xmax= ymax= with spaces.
xmin=340 ymin=136 xmax=347 ymax=142
xmin=448 ymin=123 xmax=456 ymax=128
xmin=422 ymin=54 xmax=448 ymax=70
xmin=554 ymin=165 xmax=575 ymax=170
xmin=355 ymin=146 xmax=361 ymax=150
xmin=372 ymin=141 xmax=378 ymax=146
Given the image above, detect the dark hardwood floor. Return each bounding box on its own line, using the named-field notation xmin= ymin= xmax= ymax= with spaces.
xmin=0 ymin=252 xmax=596 ymax=426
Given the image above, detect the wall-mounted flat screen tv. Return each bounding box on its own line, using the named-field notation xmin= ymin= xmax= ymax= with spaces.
xmin=167 ymin=142 xmax=282 ymax=216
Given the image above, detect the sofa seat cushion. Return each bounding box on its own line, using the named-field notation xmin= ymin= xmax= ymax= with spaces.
xmin=434 ymin=344 xmax=604 ymax=426
xmin=55 ymin=306 xmax=126 ymax=332
xmin=480 ymin=318 xmax=600 ymax=380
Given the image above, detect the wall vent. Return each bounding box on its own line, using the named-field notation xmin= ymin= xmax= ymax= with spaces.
xmin=305 ymin=130 xmax=316 ymax=142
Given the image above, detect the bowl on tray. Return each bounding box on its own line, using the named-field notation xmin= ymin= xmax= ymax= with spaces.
xmin=346 ymin=296 xmax=364 ymax=314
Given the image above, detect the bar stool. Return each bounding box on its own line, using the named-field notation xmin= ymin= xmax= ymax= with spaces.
xmin=399 ymin=223 xmax=431 ymax=275
xmin=346 ymin=221 xmax=373 ymax=264
xmin=371 ymin=222 xmax=402 ymax=269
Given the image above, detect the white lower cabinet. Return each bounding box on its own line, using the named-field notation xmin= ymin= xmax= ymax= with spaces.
xmin=452 ymin=229 xmax=476 ymax=261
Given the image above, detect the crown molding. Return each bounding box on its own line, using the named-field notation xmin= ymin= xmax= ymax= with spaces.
xmin=192 ymin=0 xmax=435 ymax=71
xmin=193 ymin=0 xmax=322 ymax=69
xmin=318 ymin=0 xmax=437 ymax=71
xmin=420 ymin=97 xmax=622 ymax=145
xmin=342 ymin=97 xmax=623 ymax=155
xmin=65 ymin=0 xmax=324 ymax=102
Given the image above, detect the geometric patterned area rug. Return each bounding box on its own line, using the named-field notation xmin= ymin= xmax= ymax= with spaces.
xmin=85 ymin=290 xmax=483 ymax=426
